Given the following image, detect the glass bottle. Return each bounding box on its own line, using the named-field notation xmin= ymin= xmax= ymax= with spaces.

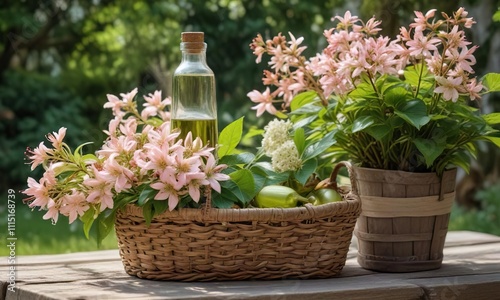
xmin=171 ymin=32 xmax=218 ymax=147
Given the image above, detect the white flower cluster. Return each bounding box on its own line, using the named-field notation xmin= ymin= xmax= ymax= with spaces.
xmin=262 ymin=119 xmax=302 ymax=173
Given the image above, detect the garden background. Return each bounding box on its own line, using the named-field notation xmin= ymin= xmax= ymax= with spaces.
xmin=1 ymin=0 xmax=499 ymax=255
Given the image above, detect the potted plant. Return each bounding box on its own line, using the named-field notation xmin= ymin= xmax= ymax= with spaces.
xmin=23 ymin=87 xmax=360 ymax=280
xmin=247 ymin=7 xmax=500 ymax=272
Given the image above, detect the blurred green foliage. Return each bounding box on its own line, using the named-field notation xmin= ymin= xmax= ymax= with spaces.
xmin=450 ymin=184 xmax=500 ymax=235
xmin=0 ymin=70 xmax=96 ymax=190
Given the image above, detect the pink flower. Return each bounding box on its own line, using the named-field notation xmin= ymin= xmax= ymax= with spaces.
xmin=363 ymin=17 xmax=382 ymax=35
xmin=334 ymin=11 xmax=359 ymax=29
xmin=102 ymin=153 xmax=135 ymax=192
xmin=98 ymin=135 xmax=137 ymax=158
xmin=203 ymin=155 xmax=230 ymax=193
xmin=250 ymin=34 xmax=266 ymax=63
xmin=59 ymin=191 xmax=89 ymax=223
xmin=103 ymin=94 xmax=125 ymax=116
xmin=466 ymin=78 xmax=483 ymax=100
xmin=434 ymin=76 xmax=463 ymax=102
xmin=262 ymin=70 xmax=279 ymax=86
xmin=142 ymin=144 xmax=174 ymax=174
xmin=442 ymin=25 xmax=470 ymax=49
xmin=172 ymin=149 xmax=202 ymax=185
xmin=406 ymin=31 xmax=439 ymax=58
xmin=120 ymin=88 xmax=138 ymax=105
xmin=27 ymin=142 xmax=52 ymax=170
xmin=104 ymin=116 xmax=122 ymax=138
xmin=454 ymin=7 xmax=475 ymax=28
xmin=24 ymin=177 xmax=51 ymax=209
xmin=142 ymin=90 xmax=171 ymax=119
xmin=104 ymin=88 xmax=138 ymax=117
xmin=43 ymin=199 xmax=59 ymax=224
xmin=410 ymin=9 xmax=436 ymax=32
xmin=185 ymin=172 xmax=208 ymax=202
xmin=147 ymin=122 xmax=179 ymax=148
xmin=247 ymin=88 xmax=277 ymax=117
xmin=150 ymin=171 xmax=182 ymax=211
xmin=269 ymin=44 xmax=287 ymax=72
xmin=84 ymin=165 xmax=114 ymax=211
xmin=446 ymin=45 xmax=477 ymax=74
xmin=425 ymin=52 xmax=445 ymax=75
xmin=119 ymin=118 xmax=138 ymax=138
xmin=46 ymin=127 xmax=67 ymax=149
xmin=286 ymin=32 xmax=307 ymax=56
xmin=182 ymin=132 xmax=213 ymax=157
xmin=398 ymin=26 xmax=411 ymax=42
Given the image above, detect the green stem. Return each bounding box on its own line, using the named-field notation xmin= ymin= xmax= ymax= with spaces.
xmin=415 ymin=60 xmax=425 ymax=97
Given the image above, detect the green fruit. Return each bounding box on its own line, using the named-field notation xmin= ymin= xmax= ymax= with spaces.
xmin=309 ymin=188 xmax=342 ymax=206
xmin=254 ymin=185 xmax=312 ymax=208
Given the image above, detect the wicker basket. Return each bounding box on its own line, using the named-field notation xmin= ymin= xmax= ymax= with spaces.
xmin=115 ymin=161 xmax=361 ymax=281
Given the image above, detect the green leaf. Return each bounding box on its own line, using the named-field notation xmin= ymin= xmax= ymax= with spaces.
xmin=138 ymin=186 xmax=158 ymax=206
xmin=145 ymin=117 xmax=164 ymax=127
xmin=227 ymin=169 xmax=255 ymax=202
xmin=482 ymin=73 xmax=500 ymax=92
xmin=292 ymin=115 xmax=318 ymax=130
xmin=295 ymin=158 xmax=317 ymax=185
xmin=365 ymin=124 xmax=392 ymax=141
xmin=290 ymin=90 xmax=317 ymax=111
xmin=113 ymin=192 xmax=137 ymax=209
xmin=242 ymin=126 xmax=264 ymax=139
xmin=274 ymin=110 xmax=288 ymax=119
xmin=81 ymin=153 xmax=98 ymax=163
xmin=73 ymin=142 xmax=93 ymax=162
xmin=483 ymin=113 xmax=500 ymax=125
xmin=289 ymin=102 xmax=322 ymax=116
xmin=404 ymin=64 xmax=432 ymax=87
xmin=80 ymin=206 xmax=97 ymax=240
xmin=348 ymin=81 xmax=378 ymax=98
xmin=219 ymin=152 xmax=255 ymax=166
xmin=142 ymin=201 xmax=154 ymax=226
xmin=484 ymin=136 xmax=500 ymax=148
xmin=302 ymin=130 xmax=336 ymax=161
xmin=96 ymin=209 xmax=116 ymax=247
xmin=394 ymin=99 xmax=431 ymax=129
xmin=414 ymin=138 xmax=446 ymax=167
xmin=217 ymin=116 xmax=244 ymax=159
xmin=448 ymin=151 xmax=471 ymax=174
xmin=153 ymin=200 xmax=169 ymax=216
xmin=352 ymin=115 xmax=375 ymax=133
xmin=293 ymin=127 xmax=306 ymax=155
xmin=211 ymin=192 xmax=237 ymax=208
xmin=251 ymin=163 xmax=290 ymax=187
xmin=384 ymin=86 xmax=409 ymax=107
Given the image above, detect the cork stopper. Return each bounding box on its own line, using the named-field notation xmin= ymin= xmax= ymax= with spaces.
xmin=181 ymin=32 xmax=205 ymax=53
xmin=182 ymin=32 xmax=204 ymax=43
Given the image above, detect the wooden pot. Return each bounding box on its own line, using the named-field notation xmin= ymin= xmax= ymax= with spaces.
xmin=353 ymin=167 xmax=457 ymax=272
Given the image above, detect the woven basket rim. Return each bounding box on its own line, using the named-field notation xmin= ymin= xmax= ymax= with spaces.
xmin=118 ymin=161 xmax=361 ymax=223
xmin=120 ymin=192 xmax=360 ymax=223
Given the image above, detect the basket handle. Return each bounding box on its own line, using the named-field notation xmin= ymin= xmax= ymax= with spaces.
xmin=329 ymin=161 xmax=359 ymax=196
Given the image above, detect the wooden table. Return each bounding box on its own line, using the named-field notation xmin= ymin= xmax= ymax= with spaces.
xmin=1 ymin=231 xmax=499 ymax=300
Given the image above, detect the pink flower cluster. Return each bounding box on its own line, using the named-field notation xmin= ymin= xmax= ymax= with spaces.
xmin=23 ymin=89 xmax=229 ymax=224
xmin=248 ymin=7 xmax=484 ymax=116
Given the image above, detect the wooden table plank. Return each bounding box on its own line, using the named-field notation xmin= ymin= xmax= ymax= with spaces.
xmin=1 ymin=230 xmax=499 ymax=300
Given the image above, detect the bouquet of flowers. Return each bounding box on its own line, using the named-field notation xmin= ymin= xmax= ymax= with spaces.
xmin=248 ymin=7 xmax=500 ymax=176
xmin=23 ymin=89 xmax=231 ymax=242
